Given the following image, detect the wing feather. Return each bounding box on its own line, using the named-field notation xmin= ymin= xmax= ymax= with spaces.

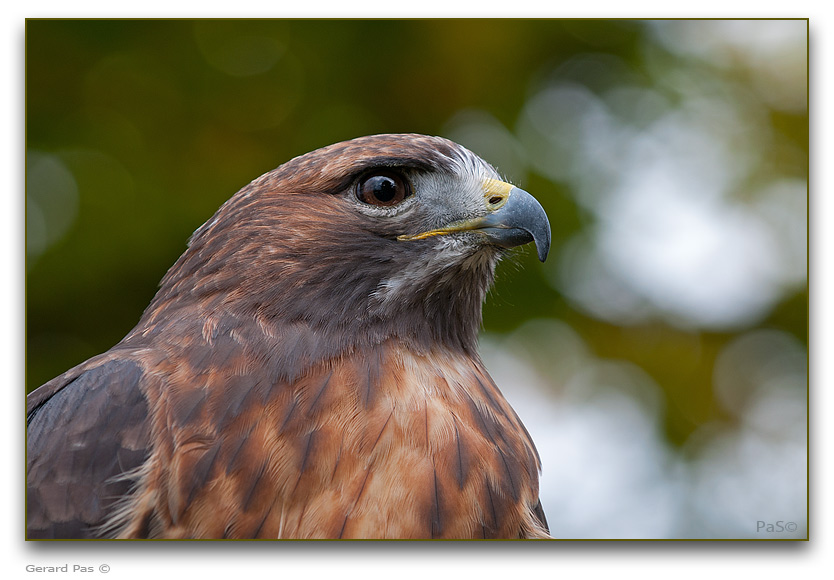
xmin=26 ymin=359 xmax=152 ymax=538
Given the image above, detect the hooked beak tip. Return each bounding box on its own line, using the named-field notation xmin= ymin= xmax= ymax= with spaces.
xmin=482 ymin=186 xmax=551 ymax=262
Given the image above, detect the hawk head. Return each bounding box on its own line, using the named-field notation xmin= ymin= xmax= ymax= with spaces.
xmin=28 ymin=133 xmax=553 ymax=539
xmin=139 ymin=134 xmax=550 ymax=367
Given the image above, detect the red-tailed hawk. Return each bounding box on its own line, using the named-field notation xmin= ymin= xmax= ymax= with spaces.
xmin=27 ymin=134 xmax=551 ymax=539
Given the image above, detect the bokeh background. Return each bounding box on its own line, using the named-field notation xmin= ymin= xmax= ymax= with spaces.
xmin=25 ymin=19 xmax=808 ymax=539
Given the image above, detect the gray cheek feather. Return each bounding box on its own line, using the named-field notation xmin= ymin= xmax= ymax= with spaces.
xmin=407 ymin=173 xmax=489 ymax=233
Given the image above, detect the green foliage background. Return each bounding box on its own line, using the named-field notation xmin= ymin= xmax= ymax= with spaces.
xmin=25 ymin=19 xmax=808 ymax=537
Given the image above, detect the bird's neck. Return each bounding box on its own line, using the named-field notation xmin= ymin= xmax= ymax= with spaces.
xmin=138 ymin=233 xmax=499 ymax=365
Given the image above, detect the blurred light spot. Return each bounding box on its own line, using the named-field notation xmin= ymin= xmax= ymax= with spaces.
xmin=685 ymin=420 xmax=806 ymax=538
xmin=84 ymin=52 xmax=184 ymax=122
xmin=481 ymin=326 xmax=682 ymax=539
xmin=496 ymin=318 xmax=593 ymax=390
xmin=59 ymin=148 xmax=136 ymax=207
xmin=650 ymin=20 xmax=807 ymax=113
xmin=207 ymin=53 xmax=304 ymax=132
xmin=750 ymin=178 xmax=808 ymax=286
xmin=443 ymin=109 xmax=527 ymax=184
xmin=26 ymin=151 xmax=79 ymax=262
xmin=480 ymin=321 xmax=806 ymax=538
xmin=680 ymin=328 xmax=806 ymax=537
xmin=194 ymin=21 xmax=287 ymax=77
xmin=555 ymin=231 xmax=653 ymax=325
xmin=517 ymin=82 xmax=612 ymax=191
xmin=518 ymin=61 xmax=801 ymax=330
xmin=601 ymin=85 xmax=671 ymax=129
xmin=598 ymin=176 xmax=782 ymax=329
xmin=712 ymin=329 xmax=807 ymax=417
xmin=80 ymin=107 xmax=147 ymax=157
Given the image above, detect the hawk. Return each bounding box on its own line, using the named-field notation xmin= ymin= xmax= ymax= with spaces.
xmin=26 ymin=134 xmax=552 ymax=539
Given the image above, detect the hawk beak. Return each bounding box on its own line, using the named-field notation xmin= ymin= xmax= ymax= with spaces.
xmin=398 ymin=180 xmax=552 ymax=262
xmin=474 ymin=181 xmax=552 ymax=262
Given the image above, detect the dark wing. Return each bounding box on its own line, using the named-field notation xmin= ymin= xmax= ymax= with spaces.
xmin=26 ymin=359 xmax=152 ymax=539
xmin=533 ymin=498 xmax=549 ymax=535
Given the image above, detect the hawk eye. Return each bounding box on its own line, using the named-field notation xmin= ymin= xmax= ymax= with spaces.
xmin=356 ymin=171 xmax=410 ymax=207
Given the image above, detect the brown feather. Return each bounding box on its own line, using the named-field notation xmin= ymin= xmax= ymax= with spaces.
xmin=26 ymin=134 xmax=550 ymax=539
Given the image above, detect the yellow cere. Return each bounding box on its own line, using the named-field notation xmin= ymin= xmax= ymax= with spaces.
xmin=482 ymin=179 xmax=514 ymax=198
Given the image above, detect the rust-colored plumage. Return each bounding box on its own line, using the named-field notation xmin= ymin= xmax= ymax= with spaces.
xmin=27 ymin=134 xmax=552 ymax=539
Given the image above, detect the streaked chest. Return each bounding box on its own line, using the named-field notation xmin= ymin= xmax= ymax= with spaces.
xmin=135 ymin=344 xmax=542 ymax=539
